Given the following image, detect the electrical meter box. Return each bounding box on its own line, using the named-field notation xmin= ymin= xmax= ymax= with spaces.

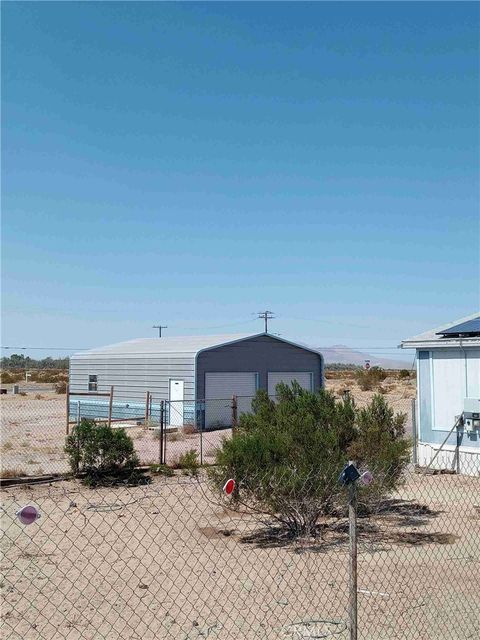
xmin=462 ymin=398 xmax=480 ymax=431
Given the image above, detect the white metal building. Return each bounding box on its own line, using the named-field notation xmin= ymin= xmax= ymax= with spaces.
xmin=401 ymin=313 xmax=480 ymax=474
xmin=70 ymin=333 xmax=324 ymax=427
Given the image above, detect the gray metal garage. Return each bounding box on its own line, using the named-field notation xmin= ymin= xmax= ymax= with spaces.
xmin=69 ymin=333 xmax=324 ymax=427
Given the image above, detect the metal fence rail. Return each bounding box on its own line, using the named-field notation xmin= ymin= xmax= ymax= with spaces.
xmin=1 ymin=464 xmax=479 ymax=639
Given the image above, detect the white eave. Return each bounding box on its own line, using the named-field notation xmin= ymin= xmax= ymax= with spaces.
xmin=401 ymin=312 xmax=480 ymax=350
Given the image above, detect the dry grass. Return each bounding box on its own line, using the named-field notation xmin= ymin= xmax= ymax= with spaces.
xmin=166 ymin=431 xmax=185 ymax=442
xmin=0 ymin=466 xmax=27 ymax=478
xmin=182 ymin=424 xmax=197 ymax=435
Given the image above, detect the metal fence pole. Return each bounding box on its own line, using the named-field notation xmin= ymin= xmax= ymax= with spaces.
xmin=159 ymin=401 xmax=165 ymax=465
xmin=348 ymin=478 xmax=358 ymax=640
xmin=411 ymin=398 xmax=417 ymax=465
xmin=163 ymin=402 xmax=167 ymax=465
xmin=66 ymin=384 xmax=70 ymax=435
xmin=199 ymin=401 xmax=203 ymax=466
xmin=145 ymin=391 xmax=150 ymax=423
xmin=231 ymin=394 xmax=238 ymax=431
xmin=107 ymin=386 xmax=114 ymax=428
xmin=76 ymin=401 xmax=81 ymax=426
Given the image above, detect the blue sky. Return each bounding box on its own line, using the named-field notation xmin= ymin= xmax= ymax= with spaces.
xmin=2 ymin=2 xmax=479 ymax=360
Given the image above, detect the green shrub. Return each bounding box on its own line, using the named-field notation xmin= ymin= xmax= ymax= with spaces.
xmin=210 ymin=383 xmax=410 ymax=537
xmin=355 ymin=366 xmax=387 ymax=391
xmin=176 ymin=449 xmax=200 ymax=476
xmin=348 ymin=394 xmax=410 ymax=494
xmin=65 ymin=419 xmax=141 ymax=484
xmin=398 ymin=369 xmax=410 ymax=380
xmin=149 ymin=463 xmax=174 ymax=477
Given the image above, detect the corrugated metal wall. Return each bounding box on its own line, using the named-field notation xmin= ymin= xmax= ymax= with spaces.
xmin=69 ymin=355 xmax=195 ymax=402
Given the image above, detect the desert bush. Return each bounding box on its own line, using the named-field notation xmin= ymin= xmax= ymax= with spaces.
xmin=398 ymin=369 xmax=410 ymax=380
xmin=355 ymin=366 xmax=387 ymax=391
xmin=210 ymin=383 xmax=409 ymax=537
xmin=149 ymin=463 xmax=174 ymax=477
xmin=0 ymin=371 xmax=23 ymax=384
xmin=174 ymin=449 xmax=200 ymax=475
xmin=166 ymin=431 xmax=185 ymax=442
xmin=65 ymin=419 xmax=141 ymax=485
xmin=348 ymin=394 xmax=410 ymax=498
xmin=55 ymin=380 xmax=67 ymax=394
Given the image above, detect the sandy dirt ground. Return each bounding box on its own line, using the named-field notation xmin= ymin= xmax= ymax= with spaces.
xmin=1 ymin=471 xmax=478 ymax=640
xmin=0 ymin=376 xmax=416 ymax=477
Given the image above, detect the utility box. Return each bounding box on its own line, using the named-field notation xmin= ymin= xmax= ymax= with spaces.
xmin=463 ymin=398 xmax=480 ymax=430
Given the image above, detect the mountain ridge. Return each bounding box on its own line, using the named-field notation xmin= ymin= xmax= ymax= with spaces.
xmin=319 ymin=344 xmax=410 ymax=370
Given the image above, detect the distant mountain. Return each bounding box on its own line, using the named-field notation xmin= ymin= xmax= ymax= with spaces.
xmin=319 ymin=344 xmax=410 ymax=370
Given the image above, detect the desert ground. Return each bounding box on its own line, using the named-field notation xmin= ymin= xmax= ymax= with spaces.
xmin=1 ymin=470 xmax=478 ymax=640
xmin=0 ymin=373 xmax=416 ymax=477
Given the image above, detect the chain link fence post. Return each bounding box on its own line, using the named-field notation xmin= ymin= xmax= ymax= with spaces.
xmin=107 ymin=386 xmax=114 ymax=428
xmin=231 ymin=394 xmax=238 ymax=432
xmin=159 ymin=400 xmax=165 ymax=465
xmin=199 ymin=400 xmax=203 ymax=466
xmin=411 ymin=397 xmax=417 ymax=464
xmin=163 ymin=401 xmax=167 ymax=465
xmin=65 ymin=384 xmax=70 ymax=435
xmin=145 ymin=391 xmax=150 ymax=423
xmin=348 ymin=466 xmax=358 ymax=640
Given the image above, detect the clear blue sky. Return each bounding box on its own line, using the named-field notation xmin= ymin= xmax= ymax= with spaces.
xmin=2 ymin=2 xmax=479 ymax=360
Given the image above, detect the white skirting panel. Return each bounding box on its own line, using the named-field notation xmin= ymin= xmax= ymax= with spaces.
xmin=417 ymin=441 xmax=480 ymax=476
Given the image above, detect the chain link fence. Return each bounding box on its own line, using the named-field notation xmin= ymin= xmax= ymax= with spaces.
xmin=1 ymin=461 xmax=479 ymax=639
xmin=0 ymin=392 xmax=415 ymax=478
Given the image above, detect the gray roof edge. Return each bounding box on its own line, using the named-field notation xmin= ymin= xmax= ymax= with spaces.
xmin=196 ymin=332 xmax=324 ymax=359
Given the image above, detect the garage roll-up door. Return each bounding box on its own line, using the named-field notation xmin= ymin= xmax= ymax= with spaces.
xmin=205 ymin=372 xmax=257 ymax=428
xmin=268 ymin=372 xmax=313 ymax=397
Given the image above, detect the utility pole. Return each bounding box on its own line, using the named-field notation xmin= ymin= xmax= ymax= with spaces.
xmin=257 ymin=310 xmax=275 ymax=333
xmin=153 ymin=325 xmax=168 ymax=338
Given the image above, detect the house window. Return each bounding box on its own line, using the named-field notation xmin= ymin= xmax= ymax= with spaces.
xmin=88 ymin=375 xmax=98 ymax=392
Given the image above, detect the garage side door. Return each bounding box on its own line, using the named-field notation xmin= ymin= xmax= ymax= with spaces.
xmin=268 ymin=372 xmax=313 ymax=397
xmin=205 ymin=372 xmax=257 ymax=428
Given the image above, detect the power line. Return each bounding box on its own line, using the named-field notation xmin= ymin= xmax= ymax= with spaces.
xmin=1 ymin=344 xmax=414 ymax=352
xmin=175 ymin=318 xmax=257 ymax=332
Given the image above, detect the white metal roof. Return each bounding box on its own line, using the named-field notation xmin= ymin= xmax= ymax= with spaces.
xmin=401 ymin=312 xmax=480 ymax=349
xmin=71 ymin=333 xmax=323 ymax=359
xmin=72 ymin=334 xmax=255 ymax=357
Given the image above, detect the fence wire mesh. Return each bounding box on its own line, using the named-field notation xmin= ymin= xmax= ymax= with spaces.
xmin=0 ymin=391 xmax=415 ymax=477
xmin=1 ymin=462 xmax=479 ymax=640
